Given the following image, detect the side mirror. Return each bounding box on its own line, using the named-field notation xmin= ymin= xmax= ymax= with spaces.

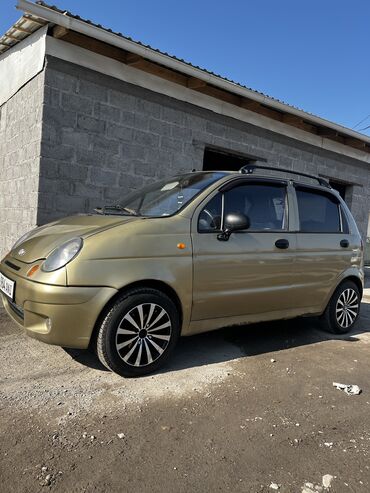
xmin=217 ymin=213 xmax=250 ymax=241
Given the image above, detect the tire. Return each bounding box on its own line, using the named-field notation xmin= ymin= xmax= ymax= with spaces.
xmin=320 ymin=280 xmax=361 ymax=334
xmin=96 ymin=288 xmax=180 ymax=377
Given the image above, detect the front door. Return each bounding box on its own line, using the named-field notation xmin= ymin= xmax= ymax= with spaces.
xmin=191 ymin=180 xmax=298 ymax=321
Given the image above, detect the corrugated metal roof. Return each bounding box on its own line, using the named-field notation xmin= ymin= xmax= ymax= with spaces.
xmin=0 ymin=13 xmax=47 ymax=54
xmin=1 ymin=0 xmax=369 ymax=150
xmin=33 ymin=1 xmax=305 ymax=113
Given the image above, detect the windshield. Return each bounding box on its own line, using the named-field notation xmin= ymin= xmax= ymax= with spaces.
xmin=99 ymin=172 xmax=226 ymax=217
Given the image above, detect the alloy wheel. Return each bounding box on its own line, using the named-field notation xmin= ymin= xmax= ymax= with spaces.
xmin=115 ymin=303 xmax=172 ymax=367
xmin=335 ymin=288 xmax=359 ymax=329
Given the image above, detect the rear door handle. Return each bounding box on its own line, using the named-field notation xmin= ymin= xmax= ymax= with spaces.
xmin=340 ymin=239 xmax=349 ymax=248
xmin=275 ymin=239 xmax=289 ymax=249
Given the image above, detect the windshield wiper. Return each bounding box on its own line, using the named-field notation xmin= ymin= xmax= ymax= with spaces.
xmin=94 ymin=205 xmax=140 ymax=216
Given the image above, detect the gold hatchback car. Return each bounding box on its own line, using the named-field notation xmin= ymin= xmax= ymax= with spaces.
xmin=0 ymin=166 xmax=364 ymax=377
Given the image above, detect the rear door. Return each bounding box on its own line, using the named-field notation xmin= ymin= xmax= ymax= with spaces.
xmin=293 ymin=185 xmax=353 ymax=309
xmin=191 ymin=180 xmax=299 ymax=321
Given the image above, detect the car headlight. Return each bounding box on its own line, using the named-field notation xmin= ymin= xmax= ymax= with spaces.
xmin=42 ymin=237 xmax=83 ymax=272
xmin=12 ymin=228 xmax=37 ymax=250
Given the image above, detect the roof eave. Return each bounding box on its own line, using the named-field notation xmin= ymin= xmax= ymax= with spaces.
xmin=12 ymin=0 xmax=370 ymax=148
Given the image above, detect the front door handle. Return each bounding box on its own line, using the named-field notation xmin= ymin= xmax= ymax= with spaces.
xmin=340 ymin=239 xmax=349 ymax=248
xmin=275 ymin=239 xmax=289 ymax=249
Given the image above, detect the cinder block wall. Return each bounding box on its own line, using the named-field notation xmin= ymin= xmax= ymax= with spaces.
xmin=0 ymin=72 xmax=44 ymax=259
xmin=4 ymin=55 xmax=368 ymax=253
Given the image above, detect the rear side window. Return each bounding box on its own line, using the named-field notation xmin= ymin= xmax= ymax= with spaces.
xmin=340 ymin=206 xmax=350 ymax=234
xmin=296 ymin=187 xmax=341 ymax=233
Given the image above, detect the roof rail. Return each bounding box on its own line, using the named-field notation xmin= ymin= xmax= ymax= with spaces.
xmin=239 ymin=164 xmax=331 ymax=188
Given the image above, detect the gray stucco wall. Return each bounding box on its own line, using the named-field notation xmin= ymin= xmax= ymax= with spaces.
xmin=1 ymin=55 xmax=369 ymax=261
xmin=39 ymin=56 xmax=370 ymax=239
xmin=0 ymin=71 xmax=44 ymax=259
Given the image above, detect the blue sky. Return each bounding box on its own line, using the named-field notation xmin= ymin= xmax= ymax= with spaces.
xmin=1 ymin=0 xmax=370 ymax=135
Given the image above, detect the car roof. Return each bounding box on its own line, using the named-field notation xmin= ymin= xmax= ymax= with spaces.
xmin=189 ymin=166 xmax=334 ymax=192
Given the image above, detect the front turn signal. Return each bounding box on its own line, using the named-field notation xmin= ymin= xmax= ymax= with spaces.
xmin=27 ymin=265 xmax=40 ymax=277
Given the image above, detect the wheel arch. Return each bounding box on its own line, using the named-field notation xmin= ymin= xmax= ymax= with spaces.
xmin=319 ymin=271 xmax=363 ymax=316
xmin=336 ymin=275 xmax=363 ymax=298
xmin=89 ymin=279 xmax=184 ymax=349
xmin=322 ymin=274 xmax=363 ymax=312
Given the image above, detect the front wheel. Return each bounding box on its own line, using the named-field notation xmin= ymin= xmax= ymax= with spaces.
xmin=320 ymin=281 xmax=361 ymax=334
xmin=96 ymin=288 xmax=180 ymax=377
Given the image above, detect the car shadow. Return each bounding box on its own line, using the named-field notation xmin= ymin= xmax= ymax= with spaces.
xmin=62 ymin=296 xmax=370 ymax=375
xmin=165 ymin=312 xmax=369 ymax=374
xmin=63 ymin=347 xmax=110 ymax=372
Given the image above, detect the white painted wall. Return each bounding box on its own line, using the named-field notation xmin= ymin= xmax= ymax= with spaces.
xmin=0 ymin=25 xmax=47 ymax=107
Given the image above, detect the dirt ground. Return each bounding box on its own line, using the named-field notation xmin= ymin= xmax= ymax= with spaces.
xmin=0 ymin=276 xmax=369 ymax=493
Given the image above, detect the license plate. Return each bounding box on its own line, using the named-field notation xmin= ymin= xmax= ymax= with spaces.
xmin=0 ymin=272 xmax=15 ymax=300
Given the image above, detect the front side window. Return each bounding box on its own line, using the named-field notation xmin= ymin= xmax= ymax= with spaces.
xmin=224 ymin=184 xmax=286 ymax=230
xmin=296 ymin=187 xmax=341 ymax=232
xmin=198 ymin=193 xmax=223 ymax=232
xmin=198 ymin=182 xmax=287 ymax=232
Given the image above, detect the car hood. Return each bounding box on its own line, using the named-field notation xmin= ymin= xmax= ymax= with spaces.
xmin=10 ymin=214 xmax=139 ymax=263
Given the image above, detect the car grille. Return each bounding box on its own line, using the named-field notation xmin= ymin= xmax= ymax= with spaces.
xmin=5 ymin=260 xmax=20 ymax=271
xmin=8 ymin=299 xmax=24 ymax=320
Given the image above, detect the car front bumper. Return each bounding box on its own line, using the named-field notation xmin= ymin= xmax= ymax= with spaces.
xmin=0 ymin=262 xmax=117 ymax=349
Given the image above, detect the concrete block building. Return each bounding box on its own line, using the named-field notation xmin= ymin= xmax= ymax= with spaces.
xmin=1 ymin=0 xmax=370 ymax=262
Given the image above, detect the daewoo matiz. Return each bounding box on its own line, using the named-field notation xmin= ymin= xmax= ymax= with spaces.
xmin=0 ymin=166 xmax=364 ymax=377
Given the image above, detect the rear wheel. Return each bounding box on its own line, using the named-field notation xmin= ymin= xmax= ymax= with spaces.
xmin=320 ymin=281 xmax=361 ymax=334
xmin=96 ymin=288 xmax=180 ymax=377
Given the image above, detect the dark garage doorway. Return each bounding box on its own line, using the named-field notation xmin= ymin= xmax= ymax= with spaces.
xmin=328 ymin=180 xmax=347 ymax=201
xmin=203 ymin=148 xmax=254 ymax=172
